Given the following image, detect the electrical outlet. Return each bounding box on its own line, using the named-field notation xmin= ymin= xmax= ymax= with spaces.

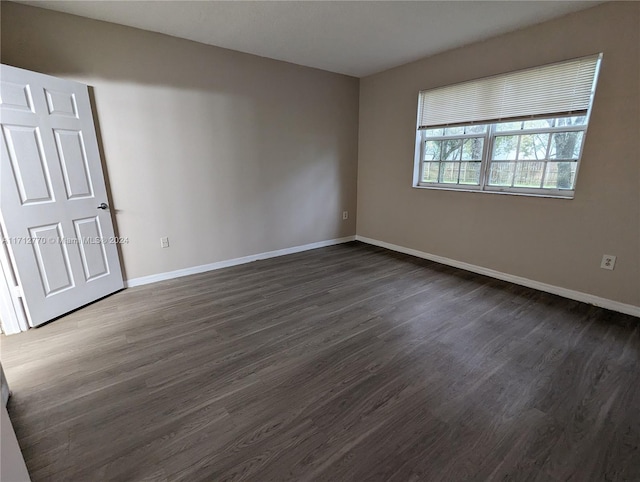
xmin=342 ymin=211 xmax=349 ymax=220
xmin=600 ymin=254 xmax=616 ymax=270
xmin=160 ymin=237 xmax=170 ymax=248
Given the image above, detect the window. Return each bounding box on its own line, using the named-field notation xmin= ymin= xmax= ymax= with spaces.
xmin=414 ymin=54 xmax=602 ymax=198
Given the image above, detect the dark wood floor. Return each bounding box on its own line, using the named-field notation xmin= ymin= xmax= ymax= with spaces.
xmin=1 ymin=242 xmax=639 ymax=481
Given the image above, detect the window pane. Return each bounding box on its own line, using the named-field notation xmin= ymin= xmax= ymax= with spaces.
xmin=424 ymin=140 xmax=441 ymax=160
xmin=462 ymin=138 xmax=484 ymax=160
xmin=444 ymin=126 xmax=464 ymax=136
xmin=425 ymin=127 xmax=444 ymax=137
xmin=442 ymin=139 xmax=462 ymax=160
xmin=464 ymin=124 xmax=487 ymax=134
xmin=543 ymin=162 xmax=577 ymax=189
xmin=514 ymin=161 xmax=545 ymax=188
xmin=496 ymin=121 xmax=522 ymax=132
xmin=459 ymin=162 xmax=481 ymax=185
xmin=416 ymin=115 xmax=588 ymax=194
xmin=555 ymin=116 xmax=587 ymax=127
xmin=440 ymin=162 xmax=460 ymax=183
xmin=549 ymin=131 xmax=584 ymax=160
xmin=492 ymin=135 xmax=518 ymax=160
xmin=518 ymin=134 xmax=549 ymax=160
xmin=422 ymin=161 xmax=440 ymax=183
xmin=523 ymin=118 xmax=554 ymax=130
xmin=488 ymin=162 xmax=515 ymax=186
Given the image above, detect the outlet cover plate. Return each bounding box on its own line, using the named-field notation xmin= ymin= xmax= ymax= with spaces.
xmin=601 ymin=254 xmax=616 ymax=270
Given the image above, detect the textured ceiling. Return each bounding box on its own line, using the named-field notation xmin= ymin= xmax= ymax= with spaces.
xmin=15 ymin=1 xmax=602 ymax=77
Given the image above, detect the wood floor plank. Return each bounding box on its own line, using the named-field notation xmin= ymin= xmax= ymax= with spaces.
xmin=1 ymin=241 xmax=639 ymax=481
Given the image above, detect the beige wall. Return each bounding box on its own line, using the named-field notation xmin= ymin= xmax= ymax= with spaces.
xmin=357 ymin=2 xmax=640 ymax=307
xmin=1 ymin=2 xmax=359 ymax=281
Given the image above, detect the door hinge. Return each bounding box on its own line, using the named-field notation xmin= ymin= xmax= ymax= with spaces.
xmin=12 ymin=285 xmax=23 ymax=298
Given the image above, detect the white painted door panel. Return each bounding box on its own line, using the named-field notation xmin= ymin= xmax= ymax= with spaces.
xmin=0 ymin=64 xmax=123 ymax=327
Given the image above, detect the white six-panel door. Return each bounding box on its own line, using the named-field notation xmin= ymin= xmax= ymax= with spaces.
xmin=0 ymin=64 xmax=123 ymax=327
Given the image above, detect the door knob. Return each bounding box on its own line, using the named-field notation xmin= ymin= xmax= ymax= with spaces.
xmin=97 ymin=203 xmax=109 ymax=210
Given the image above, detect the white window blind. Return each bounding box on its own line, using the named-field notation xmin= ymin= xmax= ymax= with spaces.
xmin=418 ymin=54 xmax=601 ymax=129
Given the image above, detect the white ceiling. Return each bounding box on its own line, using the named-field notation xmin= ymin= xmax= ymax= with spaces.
xmin=16 ymin=1 xmax=602 ymax=77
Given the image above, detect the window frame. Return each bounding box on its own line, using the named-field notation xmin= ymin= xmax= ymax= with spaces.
xmin=413 ymin=56 xmax=601 ymax=199
xmin=414 ymin=116 xmax=590 ymax=199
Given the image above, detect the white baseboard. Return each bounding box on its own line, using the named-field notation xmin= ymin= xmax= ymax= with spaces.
xmin=356 ymin=235 xmax=640 ymax=318
xmin=126 ymin=236 xmax=356 ymax=288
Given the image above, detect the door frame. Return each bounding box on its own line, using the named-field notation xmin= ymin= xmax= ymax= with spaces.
xmin=0 ymin=222 xmax=28 ymax=335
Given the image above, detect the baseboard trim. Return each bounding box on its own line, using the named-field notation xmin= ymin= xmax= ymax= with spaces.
xmin=355 ymin=235 xmax=640 ymax=318
xmin=126 ymin=236 xmax=356 ymax=288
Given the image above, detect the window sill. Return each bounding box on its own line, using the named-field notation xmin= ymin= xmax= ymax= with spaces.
xmin=412 ymin=184 xmax=574 ymax=200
